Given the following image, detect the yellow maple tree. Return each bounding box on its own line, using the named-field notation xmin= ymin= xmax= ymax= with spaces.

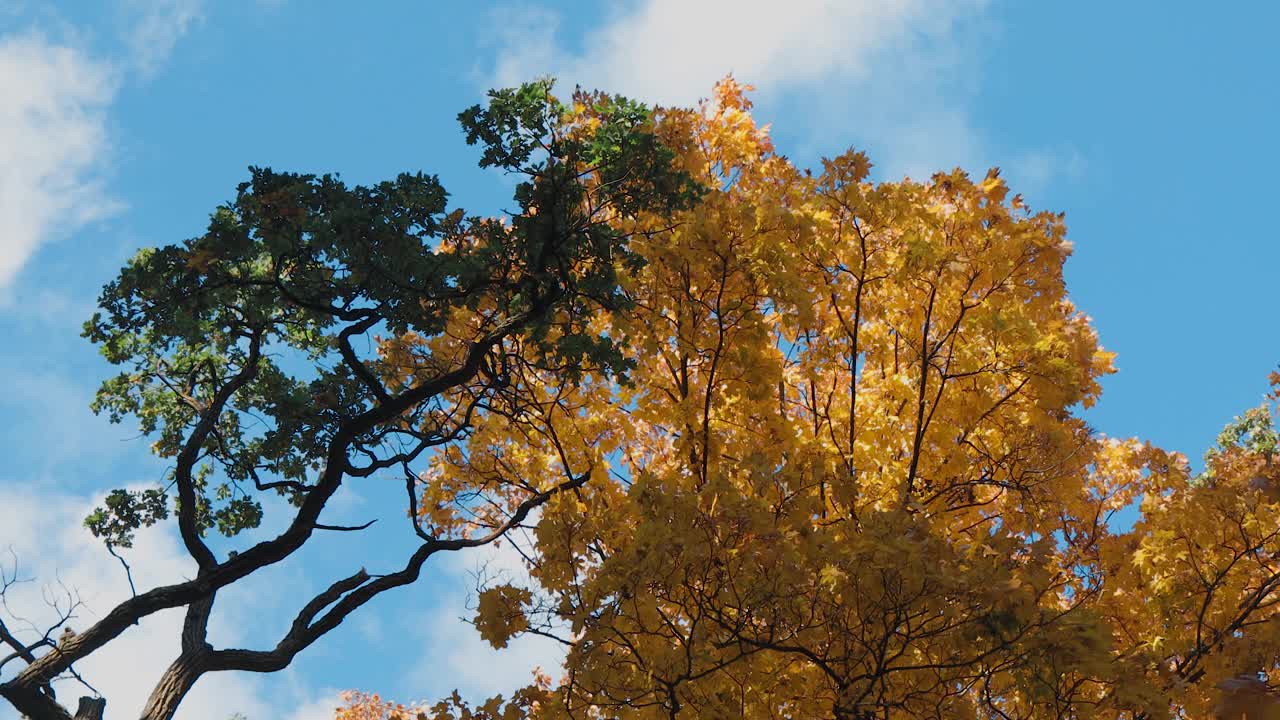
xmin=342 ymin=80 xmax=1280 ymax=720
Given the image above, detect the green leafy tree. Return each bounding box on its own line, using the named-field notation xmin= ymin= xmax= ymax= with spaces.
xmin=0 ymin=80 xmax=697 ymax=720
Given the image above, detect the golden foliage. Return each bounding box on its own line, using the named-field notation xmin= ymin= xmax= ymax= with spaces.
xmin=341 ymin=80 xmax=1280 ymax=720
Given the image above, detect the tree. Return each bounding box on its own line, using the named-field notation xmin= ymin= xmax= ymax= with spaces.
xmin=0 ymin=80 xmax=699 ymax=720
xmin=338 ymin=80 xmax=1280 ymax=719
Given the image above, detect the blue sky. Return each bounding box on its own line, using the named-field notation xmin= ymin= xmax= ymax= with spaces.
xmin=0 ymin=1 xmax=1277 ymax=718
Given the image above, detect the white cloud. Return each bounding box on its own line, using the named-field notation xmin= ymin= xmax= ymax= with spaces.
xmin=491 ymin=0 xmax=981 ymax=106
xmin=0 ymin=486 xmax=340 ymax=720
xmin=485 ymin=0 xmax=1082 ymax=185
xmin=0 ymin=32 xmax=119 ymax=292
xmin=0 ymin=0 xmax=203 ymax=295
xmin=0 ymin=488 xmax=246 ymax=719
xmin=282 ymin=692 xmax=344 ymax=720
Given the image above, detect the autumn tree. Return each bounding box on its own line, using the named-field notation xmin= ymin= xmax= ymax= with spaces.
xmin=339 ymin=81 xmax=1280 ymax=720
xmin=0 ymin=81 xmax=699 ymax=720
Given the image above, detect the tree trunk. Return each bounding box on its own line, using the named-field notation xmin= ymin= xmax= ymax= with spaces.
xmin=139 ymin=587 xmax=216 ymax=720
xmin=139 ymin=651 xmax=206 ymax=720
xmin=73 ymin=697 xmax=105 ymax=720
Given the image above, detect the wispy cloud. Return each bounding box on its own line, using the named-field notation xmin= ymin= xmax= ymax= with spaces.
xmin=121 ymin=0 xmax=203 ymax=77
xmin=0 ymin=32 xmax=119 ymax=292
xmin=283 ymin=692 xmax=346 ymax=720
xmin=407 ymin=537 xmax=566 ymax=701
xmin=1007 ymin=145 xmax=1088 ymax=201
xmin=0 ymin=0 xmax=203 ymax=294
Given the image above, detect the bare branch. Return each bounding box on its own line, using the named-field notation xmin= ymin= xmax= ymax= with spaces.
xmin=313 ymin=520 xmax=377 ymax=532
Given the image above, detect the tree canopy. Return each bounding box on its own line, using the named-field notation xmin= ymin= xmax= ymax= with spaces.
xmin=338 ymin=81 xmax=1280 ymax=720
xmin=0 ymin=80 xmax=698 ymax=720
xmin=4 ymin=77 xmax=1279 ymax=720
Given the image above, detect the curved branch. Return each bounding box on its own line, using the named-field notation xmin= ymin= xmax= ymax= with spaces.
xmin=173 ymin=330 xmax=265 ymax=571
xmin=207 ymin=464 xmax=591 ymax=675
xmin=5 ymin=303 xmax=551 ymax=693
